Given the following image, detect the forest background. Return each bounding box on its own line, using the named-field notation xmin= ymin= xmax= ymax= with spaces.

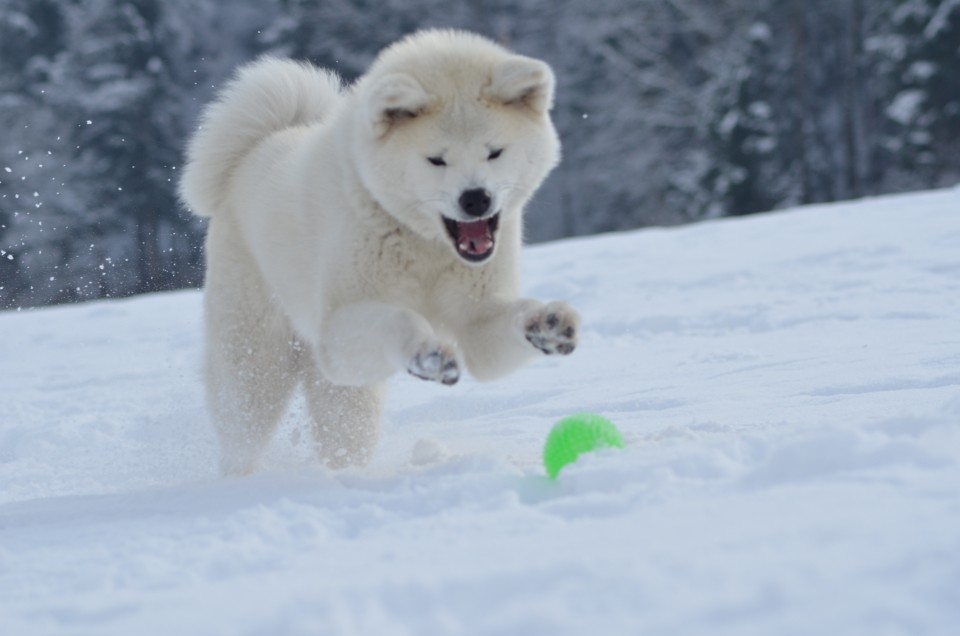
xmin=1 ymin=0 xmax=958 ymax=309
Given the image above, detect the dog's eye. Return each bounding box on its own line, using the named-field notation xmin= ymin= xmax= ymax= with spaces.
xmin=487 ymin=148 xmax=503 ymax=160
xmin=427 ymin=156 xmax=447 ymax=167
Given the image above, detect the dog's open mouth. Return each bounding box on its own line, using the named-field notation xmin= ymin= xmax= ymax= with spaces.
xmin=443 ymin=213 xmax=500 ymax=263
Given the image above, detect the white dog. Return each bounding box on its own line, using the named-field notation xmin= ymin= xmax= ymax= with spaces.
xmin=180 ymin=30 xmax=579 ymax=475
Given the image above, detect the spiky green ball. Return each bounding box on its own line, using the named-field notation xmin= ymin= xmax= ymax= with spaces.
xmin=543 ymin=413 xmax=624 ymax=479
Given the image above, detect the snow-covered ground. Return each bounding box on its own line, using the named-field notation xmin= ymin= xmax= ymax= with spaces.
xmin=2 ymin=189 xmax=959 ymax=635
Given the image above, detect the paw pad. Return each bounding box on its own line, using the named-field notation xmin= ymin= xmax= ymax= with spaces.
xmin=408 ymin=344 xmax=460 ymax=385
xmin=525 ymin=302 xmax=579 ymax=356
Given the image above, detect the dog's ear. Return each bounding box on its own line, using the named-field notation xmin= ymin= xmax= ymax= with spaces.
xmin=485 ymin=56 xmax=555 ymax=114
xmin=367 ymin=73 xmax=433 ymax=136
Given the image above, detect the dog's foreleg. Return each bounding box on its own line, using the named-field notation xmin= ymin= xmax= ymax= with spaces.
xmin=458 ymin=298 xmax=580 ymax=381
xmin=317 ymin=301 xmax=460 ymax=386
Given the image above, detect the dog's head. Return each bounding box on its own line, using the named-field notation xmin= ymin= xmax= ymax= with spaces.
xmin=351 ymin=31 xmax=561 ymax=265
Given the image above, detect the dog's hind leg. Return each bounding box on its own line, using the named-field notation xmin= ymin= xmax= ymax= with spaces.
xmin=205 ymin=320 xmax=300 ymax=476
xmin=203 ymin=221 xmax=300 ymax=476
xmin=303 ymin=360 xmax=384 ymax=469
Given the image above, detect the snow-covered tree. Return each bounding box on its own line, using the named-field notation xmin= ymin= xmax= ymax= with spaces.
xmin=42 ymin=0 xmax=202 ymax=298
xmin=879 ymin=0 xmax=960 ymax=187
xmin=0 ymin=0 xmax=270 ymax=307
xmin=0 ymin=0 xmax=72 ymax=306
xmin=705 ymin=20 xmax=786 ymax=216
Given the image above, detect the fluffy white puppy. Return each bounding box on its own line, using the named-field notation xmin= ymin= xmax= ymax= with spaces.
xmin=180 ymin=30 xmax=579 ymax=474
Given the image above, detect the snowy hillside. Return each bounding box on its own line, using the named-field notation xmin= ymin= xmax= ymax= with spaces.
xmin=2 ymin=189 xmax=959 ymax=635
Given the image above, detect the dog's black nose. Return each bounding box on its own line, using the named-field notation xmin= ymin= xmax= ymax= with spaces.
xmin=459 ymin=188 xmax=492 ymax=217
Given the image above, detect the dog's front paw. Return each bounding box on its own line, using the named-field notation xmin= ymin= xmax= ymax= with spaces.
xmin=407 ymin=342 xmax=460 ymax=386
xmin=524 ymin=301 xmax=579 ymax=355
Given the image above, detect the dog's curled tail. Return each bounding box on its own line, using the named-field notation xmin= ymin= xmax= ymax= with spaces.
xmin=179 ymin=57 xmax=342 ymax=218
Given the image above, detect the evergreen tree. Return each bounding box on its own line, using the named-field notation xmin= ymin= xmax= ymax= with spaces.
xmin=0 ymin=0 xmax=72 ymax=307
xmin=705 ymin=0 xmax=904 ymax=216
xmin=881 ymin=0 xmax=960 ymax=187
xmin=705 ymin=21 xmax=785 ymax=216
xmin=39 ymin=0 xmax=207 ymax=301
xmin=264 ymin=0 xmax=475 ymax=78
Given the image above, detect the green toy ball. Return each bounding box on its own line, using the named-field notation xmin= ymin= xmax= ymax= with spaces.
xmin=543 ymin=413 xmax=625 ymax=479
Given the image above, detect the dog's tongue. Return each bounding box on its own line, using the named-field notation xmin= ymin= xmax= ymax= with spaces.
xmin=458 ymin=219 xmax=493 ymax=255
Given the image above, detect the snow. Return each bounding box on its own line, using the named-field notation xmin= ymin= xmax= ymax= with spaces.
xmin=887 ymin=89 xmax=927 ymax=126
xmin=2 ymin=188 xmax=960 ymax=635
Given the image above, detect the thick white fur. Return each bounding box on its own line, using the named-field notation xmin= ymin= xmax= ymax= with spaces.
xmin=180 ymin=30 xmax=579 ymax=475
